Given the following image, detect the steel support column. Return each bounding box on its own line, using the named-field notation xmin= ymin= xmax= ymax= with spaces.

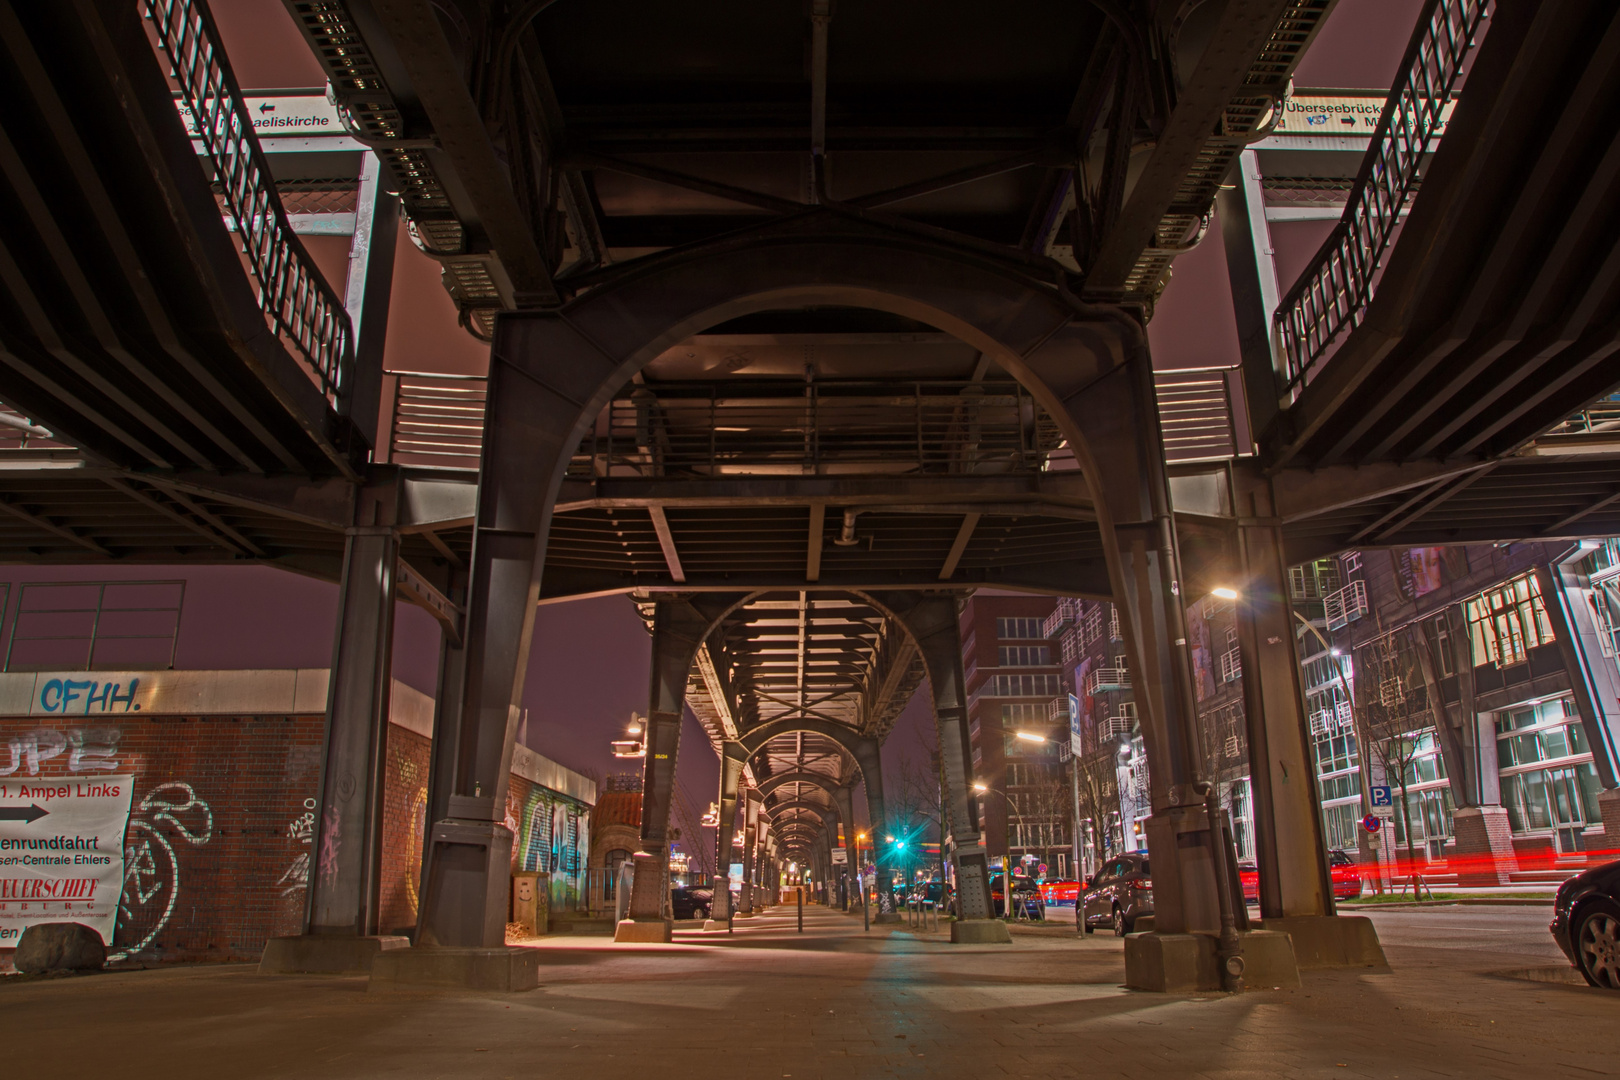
xmin=852 ymin=738 xmax=897 ymax=921
xmin=1059 ymin=357 xmax=1229 ymax=940
xmin=306 ymin=484 xmax=399 ymax=938
xmin=709 ymin=744 xmax=745 ymax=922
xmin=621 ymin=596 xmax=746 ymax=941
xmin=739 ymin=793 xmax=761 ymax=915
xmin=1232 ymin=473 xmax=1334 ymax=919
xmin=869 ymin=592 xmax=997 ymax=930
xmin=834 ymin=783 xmax=859 ymax=911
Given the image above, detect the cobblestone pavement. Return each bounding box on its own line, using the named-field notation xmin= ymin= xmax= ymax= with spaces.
xmin=2 ymin=903 xmax=1615 ymax=1079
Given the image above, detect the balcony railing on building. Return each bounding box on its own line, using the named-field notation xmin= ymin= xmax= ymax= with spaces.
xmin=1324 ymin=579 xmax=1370 ymax=632
xmin=1043 ymin=597 xmax=1082 ymax=639
xmin=1047 ymin=696 xmax=1072 ymax=727
xmin=1098 ymin=705 xmax=1137 ymax=742
xmin=1084 ymin=665 xmax=1131 ymax=696
xmin=1310 ymin=701 xmax=1356 ymax=739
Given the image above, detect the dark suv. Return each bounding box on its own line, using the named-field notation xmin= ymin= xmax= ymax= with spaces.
xmin=1080 ymin=853 xmax=1151 ymax=936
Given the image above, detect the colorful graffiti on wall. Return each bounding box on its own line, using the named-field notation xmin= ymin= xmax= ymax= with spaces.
xmin=509 ymin=783 xmax=590 ymax=909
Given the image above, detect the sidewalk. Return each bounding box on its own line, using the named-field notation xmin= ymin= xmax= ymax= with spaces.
xmin=1 ymin=902 xmax=1612 ymax=1079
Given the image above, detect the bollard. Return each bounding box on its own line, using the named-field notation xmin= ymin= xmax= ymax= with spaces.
xmin=797 ymin=886 xmax=804 ymax=933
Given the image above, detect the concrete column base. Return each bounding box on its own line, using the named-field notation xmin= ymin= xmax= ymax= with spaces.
xmin=1124 ymin=930 xmax=1300 ymax=992
xmin=871 ymin=912 xmax=900 ymax=924
xmin=1259 ymin=915 xmax=1388 ymax=970
xmin=258 ymin=934 xmax=410 ymax=975
xmin=613 ymin=918 xmax=673 ymax=943
xmin=950 ymin=919 xmax=1012 ymax=944
xmin=369 ymin=946 xmax=540 ymax=992
xmin=1450 ymin=806 xmax=1519 ymax=886
xmin=701 ymin=918 xmax=732 ymax=932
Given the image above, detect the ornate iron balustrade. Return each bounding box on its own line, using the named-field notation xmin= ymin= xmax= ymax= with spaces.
xmin=143 ymin=0 xmax=352 ymax=404
xmin=1274 ymin=0 xmax=1490 ymax=394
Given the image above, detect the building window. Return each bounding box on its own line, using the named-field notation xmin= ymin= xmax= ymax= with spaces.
xmin=1321 ymin=802 xmax=1361 ymax=852
xmin=1467 ymin=574 xmax=1554 ymax=668
xmin=1004 ymin=734 xmax=1059 ymax=759
xmin=998 ymin=645 xmax=1051 ymax=666
xmin=1000 ymin=703 xmax=1046 ymax=724
xmin=1340 ymin=550 xmax=1362 ymax=575
xmin=996 ymin=617 xmax=1044 ymax=640
xmin=987 ymin=674 xmax=1062 ymax=697
xmin=1433 ymin=615 xmax=1455 ymax=677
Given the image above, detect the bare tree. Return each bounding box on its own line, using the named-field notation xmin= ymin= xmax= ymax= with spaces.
xmin=1073 ymin=745 xmax=1120 ymax=874
xmin=1359 ymin=627 xmax=1436 ymax=898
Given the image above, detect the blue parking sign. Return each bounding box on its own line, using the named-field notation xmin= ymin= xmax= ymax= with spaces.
xmin=1370 ymin=785 xmax=1392 ymax=808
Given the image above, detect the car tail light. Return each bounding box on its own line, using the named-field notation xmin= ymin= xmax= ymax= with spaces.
xmin=1132 ymin=878 xmax=1152 ymax=891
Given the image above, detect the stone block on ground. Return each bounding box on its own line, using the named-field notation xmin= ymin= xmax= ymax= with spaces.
xmin=613 ymin=918 xmax=672 ymax=943
xmin=1125 ymin=929 xmax=1300 ymax=992
xmin=259 ymin=934 xmax=410 ymax=975
xmin=14 ymin=923 xmax=105 ymax=973
xmin=950 ymin=919 xmax=1012 ymax=944
xmin=1260 ymin=915 xmax=1388 ymax=970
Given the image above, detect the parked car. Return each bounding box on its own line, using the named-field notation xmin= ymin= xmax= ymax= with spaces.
xmin=1550 ymin=858 xmax=1620 ymax=988
xmin=990 ymin=873 xmax=1045 ymax=919
xmin=1080 ymin=853 xmax=1151 ymax=936
xmin=1329 ymin=849 xmax=1365 ymax=900
xmin=670 ymin=885 xmax=713 ymax=920
xmin=1039 ymin=879 xmax=1081 ymax=910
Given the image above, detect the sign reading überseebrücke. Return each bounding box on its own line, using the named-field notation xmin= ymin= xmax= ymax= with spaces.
xmin=0 ymin=774 xmax=133 ymax=947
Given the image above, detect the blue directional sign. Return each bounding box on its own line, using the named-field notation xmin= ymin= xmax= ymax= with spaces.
xmin=1370 ymin=785 xmax=1393 ymax=808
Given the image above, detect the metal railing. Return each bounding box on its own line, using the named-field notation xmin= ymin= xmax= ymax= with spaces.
xmin=905 ymin=898 xmax=941 ymax=930
xmin=1541 ymin=393 xmax=1620 ymax=438
xmin=575 ymin=382 xmax=1064 ymax=479
xmin=143 ymin=0 xmax=352 ymax=404
xmin=1154 ymin=367 xmax=1243 ymax=461
xmin=1324 ymin=579 xmax=1370 ymax=632
xmin=1043 ymin=596 xmax=1081 ymax=639
xmin=1084 ymin=666 xmax=1131 ymax=696
xmin=386 ymin=371 xmax=488 ymax=469
xmin=1098 ymin=710 xmax=1136 ymax=742
xmin=381 ymin=370 xmax=1256 ymax=474
xmin=1274 ymin=0 xmax=1490 ymax=393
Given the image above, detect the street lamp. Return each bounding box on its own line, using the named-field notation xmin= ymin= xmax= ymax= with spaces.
xmin=611 ymin=712 xmax=647 ymax=758
xmin=1211 ymin=586 xmax=1240 ymax=600
xmin=973 ymin=782 xmax=1031 ymax=916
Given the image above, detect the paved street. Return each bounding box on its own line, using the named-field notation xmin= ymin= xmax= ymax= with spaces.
xmin=2 ymin=903 xmax=1615 ymax=1079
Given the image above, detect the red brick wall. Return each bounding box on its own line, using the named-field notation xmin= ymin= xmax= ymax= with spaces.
xmin=1 ymin=712 xmax=586 ymax=970
xmin=378 ymin=726 xmax=431 ymax=936
xmin=0 ymin=714 xmax=323 ymax=968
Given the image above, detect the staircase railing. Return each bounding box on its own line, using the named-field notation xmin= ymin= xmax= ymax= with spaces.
xmin=143 ymin=0 xmax=353 ymax=405
xmin=1274 ymin=0 xmax=1491 ymax=396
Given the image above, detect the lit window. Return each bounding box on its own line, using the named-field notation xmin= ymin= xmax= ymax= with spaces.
xmin=1466 ymin=574 xmax=1554 ymax=668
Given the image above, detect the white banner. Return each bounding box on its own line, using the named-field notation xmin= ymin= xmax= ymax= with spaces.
xmin=0 ymin=774 xmax=133 ymax=947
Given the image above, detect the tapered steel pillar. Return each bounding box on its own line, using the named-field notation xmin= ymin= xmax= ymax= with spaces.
xmin=833 ymin=784 xmax=859 ymax=911
xmin=618 ymin=597 xmax=746 ymax=942
xmin=852 ymin=738 xmax=897 ymax=921
xmin=306 ymin=487 xmax=399 ymax=938
xmin=259 ymin=481 xmax=405 ymax=976
xmin=738 ymin=793 xmax=761 ymax=915
xmin=869 ymin=593 xmax=1001 ymax=939
xmin=1232 ymin=473 xmax=1334 ymax=920
xmin=708 ymin=744 xmax=745 ymax=923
